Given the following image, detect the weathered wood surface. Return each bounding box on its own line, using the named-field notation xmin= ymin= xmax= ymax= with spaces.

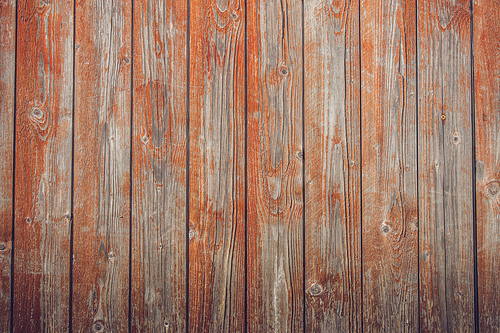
xmin=189 ymin=0 xmax=246 ymax=331
xmin=73 ymin=0 xmax=132 ymax=331
xmin=131 ymin=0 xmax=187 ymax=331
xmin=6 ymin=0 xmax=500 ymax=331
xmin=247 ymin=0 xmax=304 ymax=331
xmin=0 ymin=0 xmax=15 ymax=330
xmin=474 ymin=0 xmax=500 ymax=330
xmin=14 ymin=0 xmax=74 ymax=331
xmin=361 ymin=0 xmax=419 ymax=331
xmin=418 ymin=0 xmax=474 ymax=331
xmin=304 ymin=0 xmax=361 ymax=331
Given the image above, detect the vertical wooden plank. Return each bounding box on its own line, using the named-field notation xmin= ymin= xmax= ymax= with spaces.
xmin=304 ymin=0 xmax=361 ymax=331
xmin=247 ymin=0 xmax=304 ymax=331
xmin=73 ymin=0 xmax=131 ymax=331
xmin=474 ymin=0 xmax=500 ymax=330
xmin=361 ymin=0 xmax=419 ymax=331
xmin=0 ymin=0 xmax=15 ymax=329
xmin=418 ymin=0 xmax=474 ymax=331
xmin=188 ymin=0 xmax=245 ymax=331
xmin=14 ymin=0 xmax=74 ymax=331
xmin=0 ymin=0 xmax=15 ymax=327
xmin=131 ymin=0 xmax=187 ymax=331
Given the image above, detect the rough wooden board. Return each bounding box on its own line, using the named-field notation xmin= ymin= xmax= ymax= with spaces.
xmin=73 ymin=0 xmax=132 ymax=331
xmin=474 ymin=0 xmax=500 ymax=330
xmin=361 ymin=0 xmax=419 ymax=331
xmin=131 ymin=0 xmax=188 ymax=331
xmin=418 ymin=0 xmax=474 ymax=331
xmin=14 ymin=0 xmax=74 ymax=331
xmin=247 ymin=0 xmax=304 ymax=331
xmin=0 ymin=0 xmax=15 ymax=330
xmin=304 ymin=0 xmax=361 ymax=331
xmin=188 ymin=0 xmax=246 ymax=331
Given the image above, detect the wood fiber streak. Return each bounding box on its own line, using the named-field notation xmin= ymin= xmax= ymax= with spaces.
xmin=304 ymin=0 xmax=361 ymax=331
xmin=418 ymin=0 xmax=474 ymax=331
xmin=189 ymin=0 xmax=245 ymax=331
xmin=361 ymin=0 xmax=418 ymax=331
xmin=0 ymin=0 xmax=15 ymax=329
xmin=247 ymin=0 xmax=303 ymax=331
xmin=14 ymin=0 xmax=74 ymax=331
xmin=73 ymin=0 xmax=131 ymax=331
xmin=131 ymin=0 xmax=187 ymax=331
xmin=474 ymin=0 xmax=500 ymax=330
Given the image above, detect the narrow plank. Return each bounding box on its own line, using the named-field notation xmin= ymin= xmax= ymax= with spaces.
xmin=247 ymin=0 xmax=304 ymax=331
xmin=131 ymin=0 xmax=187 ymax=331
xmin=73 ymin=0 xmax=132 ymax=331
xmin=0 ymin=0 xmax=16 ymax=329
xmin=14 ymin=0 xmax=74 ymax=331
xmin=360 ymin=0 xmax=419 ymax=331
xmin=304 ymin=0 xmax=361 ymax=331
xmin=418 ymin=0 xmax=474 ymax=331
xmin=474 ymin=0 xmax=500 ymax=330
xmin=188 ymin=0 xmax=246 ymax=331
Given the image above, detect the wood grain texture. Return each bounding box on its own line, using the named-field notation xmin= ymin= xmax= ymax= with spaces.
xmin=418 ymin=0 xmax=474 ymax=331
xmin=14 ymin=0 xmax=74 ymax=331
xmin=247 ymin=0 xmax=304 ymax=331
xmin=131 ymin=0 xmax=187 ymax=331
xmin=361 ymin=0 xmax=419 ymax=331
xmin=0 ymin=0 xmax=16 ymax=330
xmin=189 ymin=0 xmax=245 ymax=331
xmin=474 ymin=0 xmax=500 ymax=330
xmin=304 ymin=0 xmax=361 ymax=331
xmin=73 ymin=0 xmax=132 ymax=331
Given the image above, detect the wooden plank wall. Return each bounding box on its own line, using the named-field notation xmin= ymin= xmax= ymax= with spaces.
xmin=1 ymin=0 xmax=500 ymax=332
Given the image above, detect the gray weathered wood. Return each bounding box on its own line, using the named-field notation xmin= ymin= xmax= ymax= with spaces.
xmin=0 ymin=0 xmax=16 ymax=330
xmin=361 ymin=0 xmax=419 ymax=331
xmin=247 ymin=0 xmax=304 ymax=331
xmin=73 ymin=0 xmax=132 ymax=330
xmin=14 ymin=0 xmax=74 ymax=331
xmin=304 ymin=0 xmax=362 ymax=331
xmin=131 ymin=0 xmax=188 ymax=331
xmin=418 ymin=0 xmax=474 ymax=331
xmin=188 ymin=0 xmax=246 ymax=331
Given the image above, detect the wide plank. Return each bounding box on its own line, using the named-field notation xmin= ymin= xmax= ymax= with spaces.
xmin=73 ymin=0 xmax=132 ymax=331
xmin=247 ymin=0 xmax=304 ymax=331
xmin=360 ymin=0 xmax=419 ymax=331
xmin=14 ymin=0 xmax=74 ymax=331
xmin=304 ymin=0 xmax=361 ymax=331
xmin=474 ymin=0 xmax=500 ymax=330
xmin=188 ymin=0 xmax=246 ymax=331
xmin=131 ymin=0 xmax=188 ymax=331
xmin=0 ymin=0 xmax=16 ymax=329
xmin=418 ymin=0 xmax=474 ymax=331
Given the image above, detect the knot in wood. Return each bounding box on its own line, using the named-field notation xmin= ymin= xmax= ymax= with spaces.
xmin=123 ymin=57 xmax=130 ymax=64
xmin=108 ymin=252 xmax=115 ymax=261
xmin=295 ymin=150 xmax=304 ymax=159
xmin=279 ymin=66 xmax=289 ymax=76
xmin=308 ymin=283 xmax=323 ymax=296
xmin=92 ymin=321 xmax=105 ymax=332
xmin=31 ymin=107 xmax=44 ymax=119
xmin=487 ymin=181 xmax=500 ymax=197
xmin=0 ymin=243 xmax=5 ymax=251
xmin=189 ymin=228 xmax=195 ymax=240
xmin=25 ymin=217 xmax=32 ymax=224
xmin=164 ymin=320 xmax=170 ymax=327
xmin=231 ymin=12 xmax=238 ymax=20
xmin=381 ymin=224 xmax=391 ymax=234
